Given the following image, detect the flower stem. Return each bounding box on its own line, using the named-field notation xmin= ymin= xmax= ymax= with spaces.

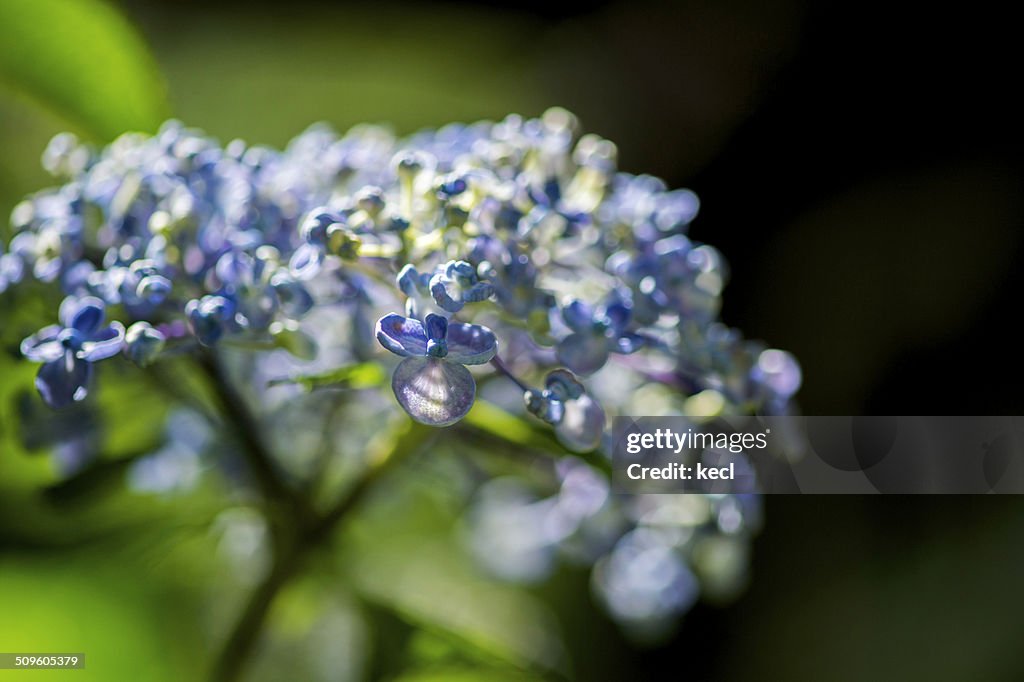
xmin=198 ymin=351 xmax=312 ymax=528
xmin=489 ymin=355 xmax=531 ymax=392
xmin=201 ymin=357 xmax=433 ymax=682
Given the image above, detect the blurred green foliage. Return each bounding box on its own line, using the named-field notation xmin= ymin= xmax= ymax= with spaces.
xmin=0 ymin=0 xmax=169 ymax=140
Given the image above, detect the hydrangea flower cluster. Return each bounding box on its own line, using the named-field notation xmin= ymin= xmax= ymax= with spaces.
xmin=2 ymin=109 xmax=800 ymax=634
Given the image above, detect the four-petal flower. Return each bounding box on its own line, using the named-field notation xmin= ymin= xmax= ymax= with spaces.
xmin=376 ymin=312 xmax=497 ymax=426
xmin=20 ymin=296 xmax=125 ymax=408
xmin=556 ymin=292 xmax=645 ymax=376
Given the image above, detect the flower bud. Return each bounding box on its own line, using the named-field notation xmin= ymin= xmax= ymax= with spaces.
xmin=125 ymin=322 xmax=166 ymax=367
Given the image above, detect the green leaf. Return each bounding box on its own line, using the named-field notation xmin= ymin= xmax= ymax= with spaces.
xmin=0 ymin=0 xmax=170 ymax=140
xmin=268 ymin=362 xmax=387 ymax=391
xmin=349 ymin=534 xmax=568 ymax=675
xmin=463 ymin=400 xmax=557 ymax=451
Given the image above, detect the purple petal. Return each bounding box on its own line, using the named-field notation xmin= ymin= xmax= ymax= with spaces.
xmin=21 ymin=325 xmax=64 ymax=362
xmin=463 ymin=282 xmax=495 ymax=303
xmin=753 ymin=349 xmax=802 ymax=399
xmin=445 ymin=322 xmax=497 ymax=365
xmin=424 ymin=313 xmax=448 ymax=342
xmin=78 ymin=322 xmax=125 ymax=361
xmin=392 ymin=356 xmax=475 ymax=426
xmin=600 ymin=300 xmax=631 ymax=335
xmin=556 ymin=332 xmax=609 ymax=376
xmin=60 ymin=296 xmax=106 ymax=333
xmin=562 ymin=300 xmax=594 ymax=332
xmin=554 ymin=393 xmax=606 ymax=452
xmin=430 ymin=275 xmax=463 ymax=312
xmin=375 ymin=314 xmax=427 ymax=357
xmin=33 ymin=256 xmax=63 ymax=283
xmin=289 ymin=243 xmax=324 ymax=281
xmin=216 ymin=251 xmax=254 ymax=285
xmin=36 ymin=352 xmax=92 ymax=408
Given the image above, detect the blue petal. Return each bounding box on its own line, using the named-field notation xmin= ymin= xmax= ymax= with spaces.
xmin=34 ymin=256 xmax=63 ymax=283
xmin=216 ymin=251 xmax=255 ymax=285
xmin=556 ymin=332 xmax=609 ymax=376
xmin=137 ymin=275 xmax=172 ymax=305
xmin=36 ymin=352 xmax=92 ymax=408
xmin=445 ymin=322 xmax=497 ymax=365
xmin=375 ymin=314 xmax=427 ymax=357
xmin=0 ymin=253 xmax=25 ymax=290
xmin=392 ymin=356 xmax=475 ymax=427
xmin=186 ymin=296 xmax=234 ymax=346
xmin=289 ymin=243 xmax=324 ymax=281
xmin=447 ymin=261 xmax=476 ymax=280
xmin=300 ymin=208 xmax=339 ymax=246
xmin=554 ymin=393 xmax=606 ymax=452
xmin=600 ymin=300 xmax=631 ymax=335
xmin=397 ymin=264 xmax=425 ymax=297
xmin=21 ymin=325 xmax=64 ymax=362
xmin=753 ymin=349 xmax=802 ymax=399
xmin=562 ymin=300 xmax=594 ymax=333
xmin=125 ymin=322 xmax=166 ymax=367
xmin=429 ymin=274 xmax=463 ymax=312
xmin=525 ymin=388 xmax=565 ymax=424
xmin=271 ymin=274 xmax=314 ymax=318
xmin=544 ymin=369 xmax=585 ymax=401
xmin=424 ymin=314 xmax=448 ymax=342
xmin=79 ymin=322 xmax=125 ymax=361
xmin=424 ymin=313 xmax=449 ymax=357
xmin=60 ymin=296 xmax=106 ymax=334
xmin=463 ymin=281 xmax=495 ymax=303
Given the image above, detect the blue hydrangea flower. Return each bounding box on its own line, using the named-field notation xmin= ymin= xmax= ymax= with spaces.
xmin=2 ymin=110 xmax=803 ymax=636
xmin=429 ymin=260 xmax=495 ymax=313
xmin=396 ymin=264 xmax=436 ymax=319
xmin=466 ymin=235 xmax=553 ymax=319
xmin=186 ymin=295 xmax=236 ymax=346
xmin=525 ymin=369 xmax=606 ymax=452
xmin=608 ymin=235 xmax=726 ymax=324
xmin=0 ymin=250 xmax=25 ymax=293
xmin=556 ymin=292 xmax=645 ymax=376
xmin=20 ymin=296 xmax=125 ymax=408
xmin=124 ymin=321 xmax=167 ymax=367
xmin=376 ymin=312 xmax=497 ymax=426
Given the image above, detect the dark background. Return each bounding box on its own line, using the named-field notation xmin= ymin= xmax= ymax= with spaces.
xmin=2 ymin=0 xmax=1022 ymax=679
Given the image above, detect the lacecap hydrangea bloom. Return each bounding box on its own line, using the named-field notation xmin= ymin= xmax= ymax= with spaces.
xmin=2 ymin=108 xmax=800 ymax=634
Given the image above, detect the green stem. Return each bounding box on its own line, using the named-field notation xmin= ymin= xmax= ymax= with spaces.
xmin=204 ymin=377 xmax=431 ymax=682
xmin=208 ymin=539 xmax=305 ymax=682
xmin=197 ymin=351 xmax=313 ymax=529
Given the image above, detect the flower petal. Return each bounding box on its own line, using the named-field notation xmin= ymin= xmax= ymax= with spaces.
xmin=270 ymin=273 xmax=314 ymax=319
xmin=555 ymin=393 xmax=606 ymax=452
xmin=599 ymin=300 xmax=631 ymax=335
xmin=392 ymin=356 xmax=475 ymax=426
xmin=429 ymin=274 xmax=463 ymax=312
xmin=60 ymin=295 xmax=106 ymax=333
xmin=445 ymin=322 xmax=497 ymax=365
xmin=289 ymin=243 xmax=324 ymax=281
xmin=36 ymin=352 xmax=92 ymax=408
xmin=78 ymin=322 xmax=125 ymax=361
xmin=463 ymin=281 xmax=495 ymax=303
xmin=375 ymin=314 xmax=427 ymax=357
xmin=561 ymin=300 xmax=594 ymax=333
xmin=20 ymin=325 xmax=64 ymax=362
xmin=556 ymin=332 xmax=609 ymax=376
